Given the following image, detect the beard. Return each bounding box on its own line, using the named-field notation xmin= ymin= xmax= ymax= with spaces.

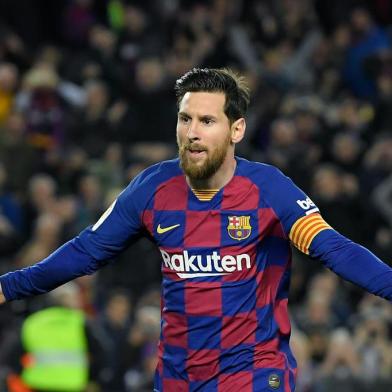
xmin=178 ymin=134 xmax=232 ymax=181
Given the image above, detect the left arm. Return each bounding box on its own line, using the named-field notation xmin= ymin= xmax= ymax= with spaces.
xmin=291 ymin=215 xmax=392 ymax=301
xmin=260 ymin=165 xmax=392 ymax=302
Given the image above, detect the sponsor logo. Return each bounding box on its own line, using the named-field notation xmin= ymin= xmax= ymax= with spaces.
xmin=160 ymin=249 xmax=251 ymax=278
xmin=157 ymin=223 xmax=180 ymax=234
xmin=227 ymin=216 xmax=252 ymax=241
xmin=296 ymin=197 xmax=319 ymax=215
xmin=268 ymin=373 xmax=281 ymax=389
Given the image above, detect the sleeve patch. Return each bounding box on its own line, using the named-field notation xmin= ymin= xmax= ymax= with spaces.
xmin=92 ymin=200 xmax=117 ymax=231
xmin=289 ymin=213 xmax=332 ymax=254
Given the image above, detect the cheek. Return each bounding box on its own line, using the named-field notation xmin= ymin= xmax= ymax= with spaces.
xmin=176 ymin=126 xmax=183 ymax=144
xmin=176 ymin=123 xmax=186 ymax=140
xmin=212 ymin=130 xmax=231 ymax=147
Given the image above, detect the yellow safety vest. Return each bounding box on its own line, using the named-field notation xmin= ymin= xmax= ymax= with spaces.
xmin=21 ymin=307 xmax=88 ymax=391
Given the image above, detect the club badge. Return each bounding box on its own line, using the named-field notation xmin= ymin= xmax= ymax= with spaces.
xmin=227 ymin=216 xmax=252 ymax=241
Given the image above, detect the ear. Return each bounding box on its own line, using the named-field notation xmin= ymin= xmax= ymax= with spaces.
xmin=230 ymin=118 xmax=246 ymax=144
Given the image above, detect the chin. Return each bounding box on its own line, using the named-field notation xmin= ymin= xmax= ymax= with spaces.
xmin=182 ymin=160 xmax=220 ymax=181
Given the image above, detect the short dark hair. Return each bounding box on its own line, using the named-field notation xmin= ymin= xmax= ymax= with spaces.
xmin=174 ymin=68 xmax=250 ymax=123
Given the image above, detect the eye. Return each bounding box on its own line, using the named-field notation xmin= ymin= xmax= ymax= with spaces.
xmin=202 ymin=118 xmax=214 ymax=125
xmin=179 ymin=115 xmax=190 ymax=124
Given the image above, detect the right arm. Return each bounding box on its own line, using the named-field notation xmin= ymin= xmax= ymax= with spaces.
xmin=0 ymin=238 xmax=108 ymax=301
xmin=0 ymin=172 xmax=148 ymax=302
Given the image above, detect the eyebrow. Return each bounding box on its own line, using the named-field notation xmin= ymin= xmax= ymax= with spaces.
xmin=178 ymin=111 xmax=191 ymax=118
xmin=178 ymin=112 xmax=218 ymax=121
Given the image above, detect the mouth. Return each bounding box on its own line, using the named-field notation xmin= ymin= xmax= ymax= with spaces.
xmin=186 ymin=146 xmax=207 ymax=158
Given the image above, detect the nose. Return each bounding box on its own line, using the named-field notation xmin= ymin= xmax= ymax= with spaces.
xmin=186 ymin=120 xmax=200 ymax=142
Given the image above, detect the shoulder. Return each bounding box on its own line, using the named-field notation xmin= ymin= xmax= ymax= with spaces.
xmin=119 ymin=158 xmax=182 ymax=203
xmin=236 ymin=157 xmax=305 ymax=212
xmin=130 ymin=158 xmax=182 ymax=188
xmin=236 ymin=157 xmax=288 ymax=188
xmin=111 ymin=158 xmax=182 ymax=214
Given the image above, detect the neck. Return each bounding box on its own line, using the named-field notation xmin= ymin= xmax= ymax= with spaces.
xmin=187 ymin=155 xmax=237 ymax=190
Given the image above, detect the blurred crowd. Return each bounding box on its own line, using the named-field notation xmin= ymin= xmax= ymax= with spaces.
xmin=0 ymin=0 xmax=391 ymax=391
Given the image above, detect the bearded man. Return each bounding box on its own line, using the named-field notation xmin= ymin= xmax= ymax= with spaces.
xmin=1 ymin=68 xmax=391 ymax=392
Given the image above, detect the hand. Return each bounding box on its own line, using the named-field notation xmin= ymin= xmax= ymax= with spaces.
xmin=0 ymin=283 xmax=6 ymax=304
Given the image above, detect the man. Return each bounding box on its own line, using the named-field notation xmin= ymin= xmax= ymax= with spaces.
xmin=2 ymin=283 xmax=104 ymax=392
xmin=0 ymin=68 xmax=391 ymax=391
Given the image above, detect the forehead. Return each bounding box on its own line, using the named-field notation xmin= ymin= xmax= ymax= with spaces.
xmin=179 ymin=91 xmax=226 ymax=115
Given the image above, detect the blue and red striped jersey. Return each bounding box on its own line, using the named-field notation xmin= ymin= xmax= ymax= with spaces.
xmin=79 ymin=157 xmax=331 ymax=391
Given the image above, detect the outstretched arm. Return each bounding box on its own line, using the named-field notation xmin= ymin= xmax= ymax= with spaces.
xmin=288 ymin=213 xmax=392 ymax=300
xmin=0 ymin=171 xmax=148 ymax=302
xmin=306 ymin=225 xmax=392 ymax=300
xmin=0 ymin=238 xmax=106 ymax=302
xmin=259 ymin=165 xmax=392 ymax=301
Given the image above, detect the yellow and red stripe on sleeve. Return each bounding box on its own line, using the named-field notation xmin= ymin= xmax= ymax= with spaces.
xmin=289 ymin=213 xmax=332 ymax=255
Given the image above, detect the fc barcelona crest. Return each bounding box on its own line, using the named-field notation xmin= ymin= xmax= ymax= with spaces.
xmin=227 ymin=216 xmax=252 ymax=241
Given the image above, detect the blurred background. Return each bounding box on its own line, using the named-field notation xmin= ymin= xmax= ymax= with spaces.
xmin=0 ymin=0 xmax=391 ymax=391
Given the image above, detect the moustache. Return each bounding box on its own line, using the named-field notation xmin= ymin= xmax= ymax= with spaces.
xmin=181 ymin=143 xmax=208 ymax=152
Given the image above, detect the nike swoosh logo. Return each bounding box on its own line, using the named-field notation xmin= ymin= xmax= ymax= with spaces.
xmin=157 ymin=223 xmax=180 ymax=234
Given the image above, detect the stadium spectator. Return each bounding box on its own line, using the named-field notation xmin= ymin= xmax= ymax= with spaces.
xmin=0 ymin=62 xmax=18 ymax=125
xmin=95 ymin=289 xmax=134 ymax=391
xmin=0 ymin=282 xmax=104 ymax=392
